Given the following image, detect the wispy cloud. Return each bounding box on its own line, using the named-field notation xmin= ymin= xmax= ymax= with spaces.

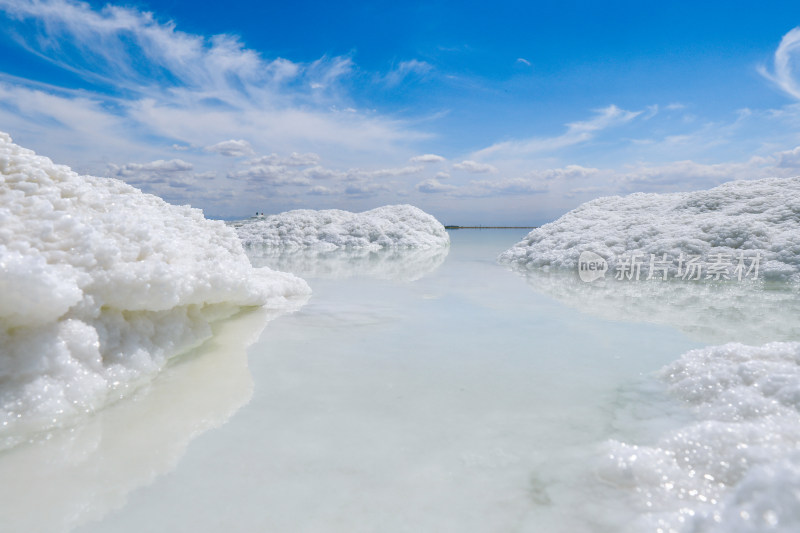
xmin=473 ymin=105 xmax=642 ymax=158
xmin=0 ymin=0 xmax=429 ymax=168
xmin=383 ymin=59 xmax=433 ymax=87
xmin=759 ymin=27 xmax=800 ymax=100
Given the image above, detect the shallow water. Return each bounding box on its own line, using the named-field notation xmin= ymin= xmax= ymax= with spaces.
xmin=5 ymin=230 xmax=796 ymax=532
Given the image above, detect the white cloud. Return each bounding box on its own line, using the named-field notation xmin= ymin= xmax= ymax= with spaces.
xmin=776 ymin=146 xmax=800 ymax=168
xmin=453 ymin=160 xmax=498 ymax=173
xmin=516 ymin=58 xmax=532 ymax=67
xmin=759 ymin=27 xmax=800 ymax=100
xmin=303 ymin=165 xmax=343 ymax=180
xmin=415 ymin=178 xmax=457 ymax=193
xmin=344 ymin=182 xmax=390 ymax=197
xmin=352 ymin=165 xmax=424 ymax=179
xmin=249 ymin=152 xmax=321 ymax=166
xmin=473 ymin=105 xmax=642 ymax=158
xmin=410 ymin=153 xmax=446 ymax=164
xmin=383 ymin=59 xmax=433 ymax=87
xmin=462 ymin=178 xmax=549 ymax=196
xmin=229 ymin=165 xmax=310 ymax=186
xmin=111 ymin=159 xmax=193 ymax=176
xmin=0 ymin=0 xmax=430 ymax=172
xmin=526 ymin=165 xmax=599 ymax=181
xmin=205 ymin=139 xmax=254 ymax=157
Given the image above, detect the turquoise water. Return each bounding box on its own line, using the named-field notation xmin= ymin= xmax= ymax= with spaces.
xmin=4 ymin=230 xmax=738 ymax=532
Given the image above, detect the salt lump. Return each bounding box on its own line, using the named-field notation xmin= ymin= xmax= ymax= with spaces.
xmin=499 ymin=177 xmax=800 ymax=282
xmin=233 ymin=205 xmax=450 ymax=249
xmin=0 ymin=132 xmax=310 ymax=442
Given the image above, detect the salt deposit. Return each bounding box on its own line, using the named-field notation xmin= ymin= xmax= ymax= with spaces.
xmin=0 ymin=132 xmax=310 ymax=444
xmin=499 ymin=177 xmax=800 ymax=283
xmin=232 ymin=205 xmax=450 ymax=249
xmin=595 ymin=342 xmax=800 ymax=533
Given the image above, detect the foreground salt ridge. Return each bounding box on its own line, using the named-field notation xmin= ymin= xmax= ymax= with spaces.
xmin=0 ymin=132 xmax=310 ymax=443
xmin=232 ymin=205 xmax=450 ymax=250
xmin=499 ymin=177 xmax=800 ymax=283
xmin=594 ymin=341 xmax=800 ymax=533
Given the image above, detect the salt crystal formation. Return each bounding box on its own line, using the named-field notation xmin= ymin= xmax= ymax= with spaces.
xmin=0 ymin=132 xmax=310 ymax=441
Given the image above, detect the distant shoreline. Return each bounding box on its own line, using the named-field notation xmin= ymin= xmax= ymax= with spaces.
xmin=444 ymin=225 xmax=537 ymax=229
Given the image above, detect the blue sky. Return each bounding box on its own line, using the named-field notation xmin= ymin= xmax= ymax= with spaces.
xmin=2 ymin=0 xmax=800 ymax=224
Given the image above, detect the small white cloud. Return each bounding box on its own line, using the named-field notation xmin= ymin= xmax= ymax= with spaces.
xmin=527 ymin=165 xmax=599 ymax=181
xmin=250 ymin=152 xmax=321 ymax=166
xmin=112 ymin=159 xmax=193 ymax=176
xmin=516 ymin=58 xmax=532 ymax=67
xmin=453 ymin=160 xmax=498 ymax=174
xmin=435 ymin=171 xmax=451 ymax=180
xmin=357 ymin=165 xmax=423 ymax=178
xmin=775 ymin=146 xmax=800 ymax=168
xmin=466 ymin=178 xmax=548 ymax=195
xmin=205 ymin=139 xmax=255 ymax=157
xmin=415 ymin=178 xmax=457 ymax=193
xmin=410 ymin=153 xmax=446 ymax=164
xmin=383 ymin=59 xmax=433 ymax=86
xmin=230 ymin=165 xmax=310 ymax=186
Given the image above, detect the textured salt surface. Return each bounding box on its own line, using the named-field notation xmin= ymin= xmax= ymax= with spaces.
xmin=0 ymin=132 xmax=310 ymax=445
xmin=500 ymin=177 xmax=800 ymax=283
xmin=232 ymin=205 xmax=450 ymax=250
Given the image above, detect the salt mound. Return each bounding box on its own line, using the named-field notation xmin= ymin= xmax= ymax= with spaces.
xmin=499 ymin=177 xmax=800 ymax=282
xmin=596 ymin=341 xmax=800 ymax=532
xmin=0 ymin=132 xmax=310 ymax=441
xmin=232 ymin=205 xmax=450 ymax=249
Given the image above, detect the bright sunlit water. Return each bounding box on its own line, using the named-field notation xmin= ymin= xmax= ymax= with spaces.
xmin=5 ymin=229 xmax=798 ymax=533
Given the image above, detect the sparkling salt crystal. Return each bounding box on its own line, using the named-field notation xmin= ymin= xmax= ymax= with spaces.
xmin=231 ymin=205 xmax=450 ymax=250
xmin=597 ymin=342 xmax=800 ymax=533
xmin=0 ymin=132 xmax=310 ymax=446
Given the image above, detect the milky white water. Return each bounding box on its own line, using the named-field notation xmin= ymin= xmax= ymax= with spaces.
xmin=3 ymin=229 xmax=797 ymax=532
